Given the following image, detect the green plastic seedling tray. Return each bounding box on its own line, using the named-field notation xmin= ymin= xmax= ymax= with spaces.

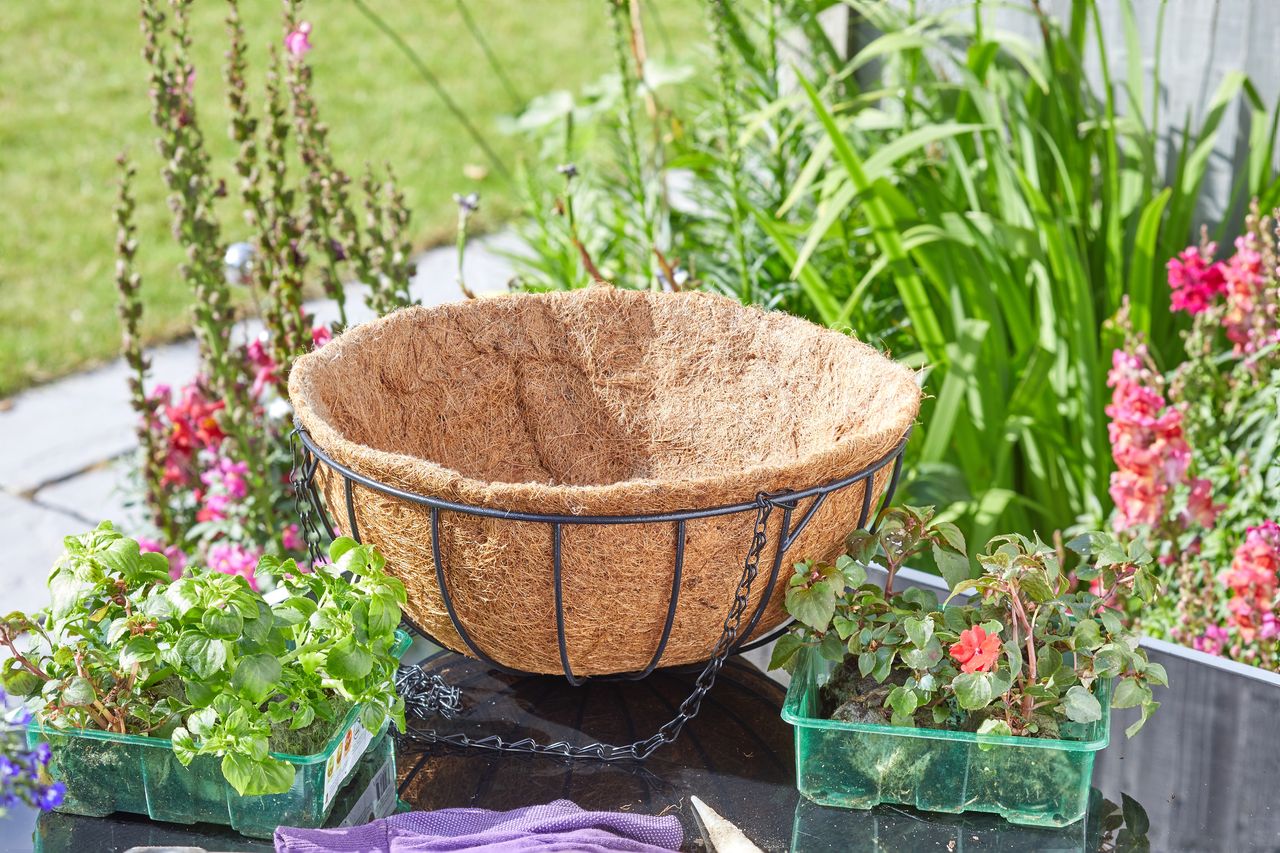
xmin=27 ymin=629 xmax=411 ymax=839
xmin=781 ymin=648 xmax=1111 ymax=827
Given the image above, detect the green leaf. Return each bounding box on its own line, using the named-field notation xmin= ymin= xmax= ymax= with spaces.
xmin=61 ymin=676 xmax=97 ymax=707
xmin=1073 ymin=619 xmax=1102 ymax=649
xmin=1036 ymin=645 xmax=1062 ymax=680
xmin=188 ymin=706 xmax=218 ymax=736
xmin=185 ymin=679 xmax=215 ymax=708
xmin=901 ymin=638 xmax=943 ymax=670
xmin=857 ymin=651 xmax=876 ymax=677
xmin=768 ymin=634 xmax=805 ymax=672
xmin=98 ymin=536 xmax=142 ymax=577
xmin=360 ymin=703 xmax=388 ymax=733
xmin=232 ymin=654 xmax=283 ymax=705
xmin=784 ymin=580 xmax=838 ymax=632
xmin=221 ymin=753 xmax=296 ymax=797
xmin=327 ymin=537 xmax=359 ymax=564
xmin=1121 ymin=791 xmax=1151 ymax=835
xmin=171 ymin=727 xmax=196 ymax=765
xmin=1125 ymin=701 xmax=1159 ymax=738
xmin=177 ymin=633 xmax=228 ymax=679
xmin=1143 ymin=662 xmax=1168 ymax=687
xmin=273 ymin=596 xmax=317 ymax=626
xmin=2 ymin=666 xmax=41 ymax=697
xmin=1099 ymin=609 xmax=1124 ymax=636
xmin=326 ymin=639 xmax=373 ymax=681
xmin=367 ymin=592 xmax=400 ymax=638
xmin=1093 ymin=645 xmax=1127 ymax=677
xmin=975 ymin=717 xmax=1012 ymax=750
xmin=953 ymin=672 xmax=994 ymax=710
xmin=886 ymin=686 xmax=918 ymax=726
xmin=835 ymin=554 xmax=867 ymax=588
xmin=242 ymin=600 xmax=274 ymax=644
xmin=202 ymin=607 xmax=244 ymax=639
xmin=1019 ymin=571 xmax=1055 ymax=603
xmin=1063 ymin=685 xmax=1103 ymax=723
xmin=1112 ymin=677 xmax=1151 ymax=710
xmin=903 ymin=616 xmax=934 ymax=649
xmin=120 ymin=636 xmax=159 ymax=669
xmin=165 ymin=579 xmax=202 ymax=617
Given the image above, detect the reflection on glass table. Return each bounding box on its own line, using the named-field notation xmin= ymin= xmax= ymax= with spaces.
xmin=0 ymin=633 xmax=1277 ymax=851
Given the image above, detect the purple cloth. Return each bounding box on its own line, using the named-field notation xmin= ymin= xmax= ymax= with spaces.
xmin=274 ymin=799 xmax=683 ymax=852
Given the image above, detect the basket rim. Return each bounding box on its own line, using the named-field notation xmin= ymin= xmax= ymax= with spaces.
xmin=289 ymin=288 xmax=922 ymax=516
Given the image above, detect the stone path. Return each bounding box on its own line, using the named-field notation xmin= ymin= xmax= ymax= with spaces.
xmin=0 ymin=234 xmax=518 ymax=614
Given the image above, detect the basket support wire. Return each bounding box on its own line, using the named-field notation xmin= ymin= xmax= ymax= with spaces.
xmin=290 ymin=427 xmax=908 ymax=760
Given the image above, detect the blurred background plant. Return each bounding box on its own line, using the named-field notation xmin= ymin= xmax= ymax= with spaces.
xmin=504 ymin=0 xmax=1280 ymax=548
xmin=116 ymin=0 xmax=422 ymax=575
xmin=1106 ymin=207 xmax=1279 ymax=669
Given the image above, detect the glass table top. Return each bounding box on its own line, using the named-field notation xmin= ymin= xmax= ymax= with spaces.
xmin=1 ymin=637 xmax=1276 ymax=852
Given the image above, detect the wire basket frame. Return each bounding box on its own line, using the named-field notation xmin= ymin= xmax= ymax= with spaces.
xmin=291 ymin=426 xmax=909 ymax=759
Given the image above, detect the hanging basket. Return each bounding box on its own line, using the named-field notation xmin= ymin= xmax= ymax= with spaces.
xmin=289 ymin=287 xmax=920 ymax=677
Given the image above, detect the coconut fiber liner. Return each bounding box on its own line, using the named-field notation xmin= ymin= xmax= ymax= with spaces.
xmin=289 ymin=286 xmax=921 ymax=676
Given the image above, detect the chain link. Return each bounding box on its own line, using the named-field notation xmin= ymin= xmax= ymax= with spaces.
xmin=290 ymin=429 xmax=329 ymax=567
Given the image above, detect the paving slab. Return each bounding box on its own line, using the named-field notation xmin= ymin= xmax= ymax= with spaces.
xmin=34 ymin=462 xmax=136 ymax=529
xmin=0 ymin=492 xmax=88 ymax=614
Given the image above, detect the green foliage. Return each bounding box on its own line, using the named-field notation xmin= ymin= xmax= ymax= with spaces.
xmin=509 ymin=0 xmax=1279 ymax=547
xmin=772 ymin=508 xmax=1164 ymax=738
xmin=0 ymin=524 xmax=406 ymax=797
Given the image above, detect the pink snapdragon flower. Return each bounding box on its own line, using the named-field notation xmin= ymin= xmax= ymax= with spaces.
xmin=1184 ymin=477 xmax=1223 ymax=529
xmin=285 ymin=22 xmax=312 ymax=58
xmin=197 ymin=457 xmax=250 ymax=522
xmin=1219 ymin=521 xmax=1280 ymax=643
xmin=246 ymin=338 xmax=279 ymax=400
xmin=312 ymin=325 xmax=333 ymax=348
xmin=1167 ymin=244 xmax=1226 ymax=315
xmin=1221 ymin=233 xmax=1279 ymax=357
xmin=207 ymin=542 xmax=263 ymax=591
xmin=1105 ymin=347 xmax=1191 ymax=530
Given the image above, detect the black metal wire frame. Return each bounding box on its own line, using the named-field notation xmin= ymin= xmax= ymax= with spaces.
xmin=290 ymin=426 xmax=909 ymax=760
xmin=293 ymin=426 xmax=908 ymax=682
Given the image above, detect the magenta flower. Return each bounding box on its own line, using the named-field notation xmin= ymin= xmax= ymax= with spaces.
xmin=282 ymin=523 xmax=304 ymax=553
xmin=285 ymin=21 xmax=312 ymax=58
xmin=1167 ymin=244 xmax=1226 ymax=315
xmin=312 ymin=325 xmax=333 ymax=348
xmin=207 ymin=542 xmax=264 ymax=591
xmin=1193 ymin=624 xmax=1229 ymax=656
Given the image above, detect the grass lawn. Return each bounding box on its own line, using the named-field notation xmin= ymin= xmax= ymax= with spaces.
xmin=0 ymin=0 xmax=700 ymax=398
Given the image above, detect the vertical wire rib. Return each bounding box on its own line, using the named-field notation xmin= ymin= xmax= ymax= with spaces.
xmin=870 ymin=451 xmax=905 ymax=533
xmin=431 ymin=506 xmax=513 ymax=672
xmin=736 ymin=504 xmax=793 ymax=649
xmin=343 ymin=477 xmax=361 ymax=543
xmin=307 ymin=460 xmax=337 ymax=540
xmin=631 ymin=519 xmax=686 ymax=680
xmin=856 ymin=471 xmax=875 ymax=530
xmin=552 ymin=523 xmax=584 ymax=685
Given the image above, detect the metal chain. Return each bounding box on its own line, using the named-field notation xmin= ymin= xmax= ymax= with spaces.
xmin=394 ymin=491 xmax=788 ymax=761
xmin=290 ymin=429 xmax=329 ymax=568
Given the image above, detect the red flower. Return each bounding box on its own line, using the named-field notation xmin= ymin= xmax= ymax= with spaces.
xmin=949 ymin=625 xmax=1001 ymax=674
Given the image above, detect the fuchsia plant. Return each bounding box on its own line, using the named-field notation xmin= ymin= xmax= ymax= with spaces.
xmin=1107 ymin=204 xmax=1280 ymax=669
